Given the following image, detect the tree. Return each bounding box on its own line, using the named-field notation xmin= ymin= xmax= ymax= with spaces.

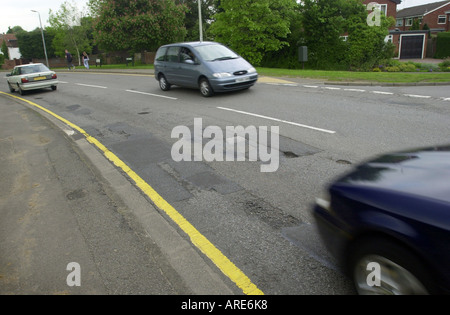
xmin=48 ymin=0 xmax=93 ymax=65
xmin=179 ymin=0 xmax=217 ymax=41
xmin=260 ymin=2 xmax=303 ymax=69
xmin=300 ymin=0 xmax=362 ymax=69
xmin=209 ymin=0 xmax=297 ymax=65
xmin=16 ymin=29 xmax=55 ymax=60
xmin=300 ymin=0 xmax=394 ymax=70
xmin=410 ymin=18 xmax=421 ymax=31
xmin=346 ymin=14 xmax=395 ymax=70
xmin=7 ymin=26 xmax=26 ymax=35
xmin=1 ymin=39 xmax=9 ymax=60
xmin=90 ymin=0 xmax=187 ymax=53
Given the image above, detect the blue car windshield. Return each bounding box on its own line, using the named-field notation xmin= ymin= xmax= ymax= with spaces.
xmin=195 ymin=44 xmax=239 ymax=62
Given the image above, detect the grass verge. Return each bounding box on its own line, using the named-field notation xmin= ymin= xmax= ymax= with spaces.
xmin=256 ymin=67 xmax=450 ymax=83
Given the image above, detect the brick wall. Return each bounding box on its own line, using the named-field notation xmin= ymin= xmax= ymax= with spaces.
xmin=422 ymin=6 xmax=450 ymax=31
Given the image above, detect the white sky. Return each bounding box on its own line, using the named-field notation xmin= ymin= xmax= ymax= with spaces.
xmin=1 ymin=0 xmax=90 ymax=34
xmin=397 ymin=0 xmax=444 ymax=10
xmin=0 ymin=0 xmax=444 ymax=34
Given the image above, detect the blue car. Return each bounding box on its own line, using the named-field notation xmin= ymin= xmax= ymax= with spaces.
xmin=313 ymin=145 xmax=450 ymax=295
xmin=154 ymin=41 xmax=258 ymax=97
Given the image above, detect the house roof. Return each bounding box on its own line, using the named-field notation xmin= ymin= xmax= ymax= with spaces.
xmin=0 ymin=34 xmax=19 ymax=48
xmin=397 ymin=0 xmax=450 ymax=18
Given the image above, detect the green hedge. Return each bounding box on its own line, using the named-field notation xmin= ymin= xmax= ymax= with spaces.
xmin=435 ymin=32 xmax=450 ymax=59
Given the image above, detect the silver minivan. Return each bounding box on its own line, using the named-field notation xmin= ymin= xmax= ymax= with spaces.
xmin=154 ymin=41 xmax=258 ymax=97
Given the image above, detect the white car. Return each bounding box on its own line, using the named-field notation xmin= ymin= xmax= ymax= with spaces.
xmin=6 ymin=63 xmax=58 ymax=95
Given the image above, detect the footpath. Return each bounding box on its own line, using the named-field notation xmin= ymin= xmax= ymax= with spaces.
xmin=0 ymin=92 xmax=237 ymax=295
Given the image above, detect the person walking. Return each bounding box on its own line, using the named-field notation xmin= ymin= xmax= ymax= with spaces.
xmin=82 ymin=51 xmax=90 ymax=70
xmin=65 ymin=49 xmax=75 ymax=71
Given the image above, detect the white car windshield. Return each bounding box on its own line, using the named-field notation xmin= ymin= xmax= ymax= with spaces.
xmin=195 ymin=44 xmax=239 ymax=62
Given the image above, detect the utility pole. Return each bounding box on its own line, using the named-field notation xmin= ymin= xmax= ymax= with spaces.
xmin=198 ymin=0 xmax=203 ymax=42
xmin=31 ymin=10 xmax=49 ymax=68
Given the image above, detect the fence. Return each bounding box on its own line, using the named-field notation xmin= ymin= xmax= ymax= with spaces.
xmin=1 ymin=51 xmax=156 ymax=70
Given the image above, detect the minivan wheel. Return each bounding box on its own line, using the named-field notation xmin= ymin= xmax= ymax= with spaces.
xmin=199 ymin=78 xmax=214 ymax=97
xmin=159 ymin=75 xmax=171 ymax=91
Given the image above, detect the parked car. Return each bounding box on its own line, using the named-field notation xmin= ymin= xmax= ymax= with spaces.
xmin=154 ymin=41 xmax=258 ymax=97
xmin=6 ymin=63 xmax=58 ymax=95
xmin=313 ymin=145 xmax=450 ymax=295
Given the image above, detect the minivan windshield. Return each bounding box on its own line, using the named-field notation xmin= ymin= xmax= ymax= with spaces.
xmin=195 ymin=44 xmax=239 ymax=62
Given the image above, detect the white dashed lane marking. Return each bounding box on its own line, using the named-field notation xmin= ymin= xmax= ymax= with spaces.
xmin=403 ymin=94 xmax=432 ymax=99
xmin=263 ymin=80 xmax=441 ymax=100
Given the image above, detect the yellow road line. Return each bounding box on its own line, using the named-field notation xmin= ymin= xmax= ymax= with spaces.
xmin=0 ymin=91 xmax=264 ymax=295
xmin=258 ymin=76 xmax=296 ymax=84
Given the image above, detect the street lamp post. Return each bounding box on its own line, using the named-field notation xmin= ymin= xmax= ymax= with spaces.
xmin=198 ymin=0 xmax=203 ymax=42
xmin=31 ymin=10 xmax=49 ymax=68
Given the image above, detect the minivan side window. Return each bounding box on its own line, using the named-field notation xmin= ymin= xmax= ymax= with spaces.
xmin=167 ymin=46 xmax=181 ymax=63
xmin=180 ymin=47 xmax=197 ymax=63
xmin=155 ymin=47 xmax=168 ymax=62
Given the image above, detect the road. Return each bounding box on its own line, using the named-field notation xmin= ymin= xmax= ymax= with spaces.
xmin=1 ymin=70 xmax=450 ymax=295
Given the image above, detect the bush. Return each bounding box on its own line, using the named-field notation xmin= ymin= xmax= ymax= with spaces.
xmin=398 ymin=63 xmax=417 ymax=72
xmin=383 ymin=59 xmax=401 ymax=67
xmin=439 ymin=59 xmax=450 ymax=71
xmin=385 ymin=66 xmax=400 ymax=72
xmin=435 ymin=32 xmax=450 ymax=59
xmin=418 ymin=63 xmax=440 ymax=72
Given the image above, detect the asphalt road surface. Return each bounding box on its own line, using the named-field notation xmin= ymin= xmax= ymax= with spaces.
xmin=1 ymin=70 xmax=449 ymax=295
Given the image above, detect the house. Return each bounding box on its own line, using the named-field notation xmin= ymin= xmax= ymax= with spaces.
xmin=364 ymin=0 xmax=402 ymax=23
xmin=341 ymin=1 xmax=401 ymax=41
xmin=362 ymin=0 xmax=402 ymax=45
xmin=0 ymin=34 xmax=21 ymax=60
xmin=392 ymin=1 xmax=450 ymax=59
xmin=396 ymin=0 xmax=450 ymax=32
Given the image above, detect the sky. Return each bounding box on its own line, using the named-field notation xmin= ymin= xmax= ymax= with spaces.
xmin=0 ymin=0 xmax=445 ymax=34
xmin=1 ymin=0 xmax=90 ymax=34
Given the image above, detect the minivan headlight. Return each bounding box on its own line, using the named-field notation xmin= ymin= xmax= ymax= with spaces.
xmin=213 ymin=72 xmax=232 ymax=78
xmin=247 ymin=67 xmax=257 ymax=74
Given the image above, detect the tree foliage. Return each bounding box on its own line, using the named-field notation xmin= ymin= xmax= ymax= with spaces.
xmin=91 ymin=0 xmax=188 ymax=52
xmin=300 ymin=0 xmax=394 ymax=70
xmin=179 ymin=0 xmax=217 ymax=41
xmin=300 ymin=0 xmax=363 ymax=69
xmin=16 ymin=29 xmax=55 ymax=59
xmin=209 ymin=0 xmax=297 ymax=65
xmin=346 ymin=14 xmax=395 ymax=70
xmin=1 ymin=39 xmax=9 ymax=60
xmin=435 ymin=32 xmax=450 ymax=59
xmin=48 ymin=0 xmax=93 ymax=64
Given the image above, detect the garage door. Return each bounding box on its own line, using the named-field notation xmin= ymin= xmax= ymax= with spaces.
xmin=400 ymin=35 xmax=424 ymax=59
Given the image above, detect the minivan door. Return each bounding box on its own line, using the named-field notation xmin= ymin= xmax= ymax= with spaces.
xmin=165 ymin=46 xmax=182 ymax=85
xmin=176 ymin=47 xmax=200 ymax=88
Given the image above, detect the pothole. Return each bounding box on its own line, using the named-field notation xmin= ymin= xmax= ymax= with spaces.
xmin=283 ymin=151 xmax=299 ymax=158
xmin=66 ymin=189 xmax=86 ymax=200
xmin=336 ymin=159 xmax=352 ymax=165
